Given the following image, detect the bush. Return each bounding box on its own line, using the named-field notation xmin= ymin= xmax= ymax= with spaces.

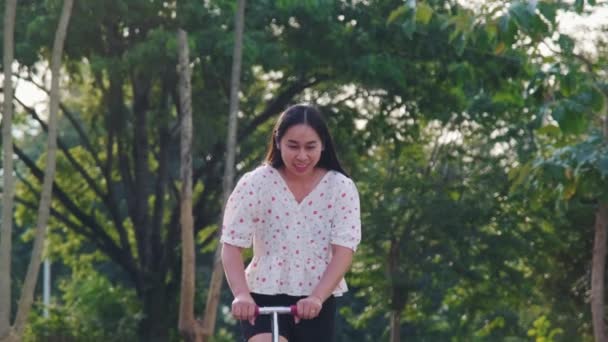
xmin=24 ymin=272 xmax=142 ymax=342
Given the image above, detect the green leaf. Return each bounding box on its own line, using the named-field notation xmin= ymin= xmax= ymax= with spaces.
xmin=575 ymin=0 xmax=585 ymax=13
xmin=551 ymin=104 xmax=566 ymax=123
xmin=536 ymin=124 xmax=561 ymax=137
xmin=508 ymin=2 xmax=550 ymax=37
xmin=589 ymin=86 xmax=606 ymax=112
xmin=531 ymin=15 xmax=550 ymax=36
xmin=552 ymin=100 xmax=588 ymax=135
xmin=448 ymin=190 xmax=460 ymax=201
xmin=448 ymin=62 xmax=474 ymax=85
xmin=574 ymin=149 xmax=594 ymax=167
xmin=485 ymin=22 xmax=498 ymax=41
xmin=560 ymin=72 xmax=578 ymax=96
xmin=543 ymin=163 xmax=566 ymax=182
xmin=598 ymin=155 xmax=608 ymax=177
xmin=497 ymin=14 xmax=518 ymax=46
xmin=509 ymin=161 xmax=532 ymax=193
xmin=509 ymin=2 xmax=532 ymax=30
xmin=402 ymin=18 xmax=417 ymax=39
xmin=388 ymin=5 xmax=408 ymax=24
xmin=447 ymin=10 xmax=474 ymax=37
xmin=415 ymin=3 xmax=434 ymax=24
xmin=493 ymin=90 xmax=524 ymax=106
xmin=558 ymin=34 xmax=575 ymax=54
xmin=538 ymin=2 xmax=558 ymax=24
xmin=448 ymin=29 xmax=460 ymax=43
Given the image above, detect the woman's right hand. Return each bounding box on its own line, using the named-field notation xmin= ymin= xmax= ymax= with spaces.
xmin=231 ymin=292 xmax=257 ymax=324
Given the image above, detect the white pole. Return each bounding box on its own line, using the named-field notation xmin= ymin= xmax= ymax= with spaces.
xmin=43 ymin=259 xmax=50 ymax=318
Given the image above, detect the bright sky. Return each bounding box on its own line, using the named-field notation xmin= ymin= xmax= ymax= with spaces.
xmin=15 ymin=75 xmax=47 ymax=112
xmin=559 ymin=5 xmax=608 ymax=54
xmin=13 ymin=65 xmax=48 ymax=113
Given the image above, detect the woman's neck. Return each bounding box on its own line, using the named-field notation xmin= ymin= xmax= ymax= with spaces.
xmin=282 ymin=167 xmax=316 ymax=183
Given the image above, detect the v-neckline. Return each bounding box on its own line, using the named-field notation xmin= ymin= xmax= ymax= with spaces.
xmin=273 ymin=166 xmax=330 ymax=206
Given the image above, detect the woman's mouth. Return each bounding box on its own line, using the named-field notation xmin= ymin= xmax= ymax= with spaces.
xmin=294 ymin=164 xmax=308 ymax=173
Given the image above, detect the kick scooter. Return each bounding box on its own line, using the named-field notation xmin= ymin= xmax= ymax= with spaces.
xmin=255 ymin=305 xmax=298 ymax=342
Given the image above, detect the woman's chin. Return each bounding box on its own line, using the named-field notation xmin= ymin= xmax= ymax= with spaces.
xmin=289 ymin=165 xmax=311 ymax=175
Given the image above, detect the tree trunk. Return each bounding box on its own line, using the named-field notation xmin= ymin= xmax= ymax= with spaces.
xmin=390 ymin=310 xmax=401 ymax=342
xmin=139 ymin=284 xmax=171 ymax=342
xmin=201 ymin=0 xmax=247 ymax=339
xmin=176 ymin=28 xmax=204 ymax=342
xmin=592 ymin=101 xmax=608 ymax=342
xmin=12 ymin=0 xmax=73 ymax=338
xmin=388 ymin=239 xmax=406 ymax=342
xmin=0 ymin=0 xmax=17 ymax=339
xmin=0 ymin=331 xmax=18 ymax=342
xmin=592 ymin=203 xmax=608 ymax=342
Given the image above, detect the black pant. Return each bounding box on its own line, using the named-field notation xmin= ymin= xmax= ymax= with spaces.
xmin=241 ymin=293 xmax=336 ymax=342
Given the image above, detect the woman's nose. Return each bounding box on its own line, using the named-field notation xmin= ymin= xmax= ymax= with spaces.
xmin=296 ymin=148 xmax=307 ymax=159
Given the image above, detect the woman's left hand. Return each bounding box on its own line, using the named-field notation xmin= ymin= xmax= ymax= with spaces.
xmin=295 ymin=295 xmax=323 ymax=323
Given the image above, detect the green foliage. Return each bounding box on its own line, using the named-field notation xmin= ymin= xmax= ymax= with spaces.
xmin=347 ymin=115 xmax=537 ymax=338
xmin=527 ymin=315 xmax=564 ymax=342
xmin=508 ymin=2 xmax=549 ymax=39
xmin=275 ymin=0 xmax=333 ymax=11
xmin=23 ymin=272 xmax=141 ymax=342
xmin=520 ymin=132 xmax=608 ymax=204
xmin=5 ymin=0 xmax=607 ymax=340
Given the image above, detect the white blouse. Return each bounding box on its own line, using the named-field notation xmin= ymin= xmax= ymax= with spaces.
xmin=220 ymin=164 xmax=361 ymax=296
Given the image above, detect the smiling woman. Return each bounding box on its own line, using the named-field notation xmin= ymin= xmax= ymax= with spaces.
xmin=275 ymin=122 xmax=326 ymax=203
xmin=220 ymin=104 xmax=361 ymax=342
xmin=278 ymin=124 xmax=322 ymax=176
xmin=265 ymin=105 xmax=346 ymax=178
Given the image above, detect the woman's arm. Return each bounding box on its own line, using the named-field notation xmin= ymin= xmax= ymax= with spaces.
xmin=295 ymin=244 xmax=354 ymax=321
xmin=311 ymin=244 xmax=354 ymax=301
xmin=221 ymin=243 xmax=257 ymax=323
xmin=222 ymin=243 xmax=250 ymax=296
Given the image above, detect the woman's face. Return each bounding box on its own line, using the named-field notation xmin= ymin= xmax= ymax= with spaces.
xmin=278 ymin=124 xmax=323 ymax=178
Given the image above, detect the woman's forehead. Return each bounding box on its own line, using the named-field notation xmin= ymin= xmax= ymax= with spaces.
xmin=282 ymin=124 xmax=321 ymax=142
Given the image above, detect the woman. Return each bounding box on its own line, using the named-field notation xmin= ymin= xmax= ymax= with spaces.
xmin=221 ymin=104 xmax=361 ymax=342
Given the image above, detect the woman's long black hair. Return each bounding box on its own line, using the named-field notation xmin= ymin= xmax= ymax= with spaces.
xmin=264 ymin=104 xmax=348 ymax=177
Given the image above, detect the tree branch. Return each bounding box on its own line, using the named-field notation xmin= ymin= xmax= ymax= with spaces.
xmin=131 ymin=74 xmax=152 ymax=271
xmin=13 ymin=144 xmax=140 ymax=289
xmin=18 ymin=72 xmax=102 ymax=167
xmin=13 ymin=95 xmax=133 ymax=254
xmin=239 ymin=75 xmax=329 ymax=140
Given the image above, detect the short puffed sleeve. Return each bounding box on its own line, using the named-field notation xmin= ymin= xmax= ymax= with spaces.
xmin=220 ymin=171 xmax=259 ymax=248
xmin=331 ymin=176 xmax=361 ymax=251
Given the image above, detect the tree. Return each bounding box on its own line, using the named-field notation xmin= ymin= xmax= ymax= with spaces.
xmin=591 ymin=83 xmax=608 ymax=341
xmin=0 ymin=0 xmax=18 ymax=339
xmin=506 ymin=2 xmax=608 ymax=340
xmin=0 ymin=0 xmax=74 ymax=341
xmin=201 ymin=0 xmax=247 ymax=339
xmin=7 ymin=1 xmax=605 ymax=340
xmin=338 ymin=0 xmax=598 ymax=340
xmin=9 ymin=1 xmax=325 ymax=339
xmin=518 ymin=75 xmax=607 ymax=341
xmin=176 ymin=27 xmax=203 ymax=342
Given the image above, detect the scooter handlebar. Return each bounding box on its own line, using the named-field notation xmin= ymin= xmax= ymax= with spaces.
xmin=255 ymin=305 xmax=298 ymax=316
